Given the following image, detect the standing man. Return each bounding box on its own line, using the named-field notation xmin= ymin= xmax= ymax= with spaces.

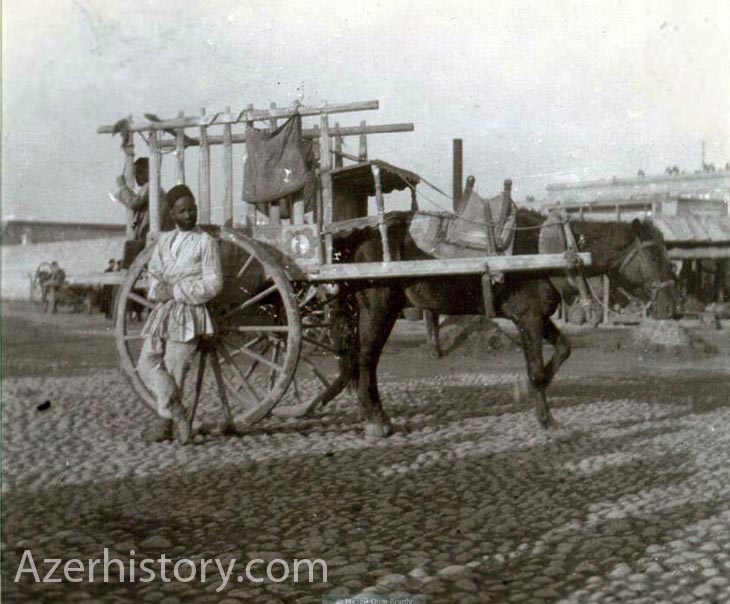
xmin=138 ymin=185 xmax=223 ymax=444
xmin=115 ymin=157 xmax=174 ymax=242
xmin=100 ymin=258 xmax=116 ymax=318
xmin=43 ymin=261 xmax=66 ymax=314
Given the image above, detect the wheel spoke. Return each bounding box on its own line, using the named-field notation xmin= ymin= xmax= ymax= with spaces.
xmin=231 ymin=344 xmax=285 ymax=373
xmin=236 ymin=254 xmax=256 ymax=280
xmin=219 ymin=325 xmax=291 ymax=334
xmin=187 ymin=351 xmax=207 ymax=424
xmin=219 ymin=284 xmax=279 ymax=323
xmin=220 ymin=336 xmax=273 ymax=379
xmin=128 ymin=292 xmax=155 ymax=310
xmin=300 ymin=292 xmax=339 ymax=314
xmin=209 ymin=349 xmax=234 ymax=425
xmin=302 ymin=335 xmax=340 ymax=355
xmin=217 ymin=344 xmax=262 ymax=406
xmin=301 ymin=355 xmax=332 ymax=388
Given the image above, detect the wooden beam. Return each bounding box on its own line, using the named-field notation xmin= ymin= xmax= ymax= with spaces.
xmin=320 ymin=114 xmax=333 ymax=263
xmin=333 ymin=122 xmax=343 ymax=168
xmin=148 ymin=131 xmax=161 ymax=236
xmin=303 ymin=253 xmax=592 ymax=281
xmin=358 ymin=120 xmax=368 ymax=160
xmin=222 ymin=105 xmax=233 ymax=226
xmin=482 ymin=266 xmax=495 ymax=317
xmin=410 ymin=187 xmax=418 ymax=211
xmin=452 ymin=139 xmax=463 ymax=212
xmin=122 ymin=115 xmax=135 ymax=239
xmin=245 ymin=103 xmax=258 ymax=228
xmin=372 ymin=164 xmax=392 ymax=262
xmin=198 ymin=107 xmax=211 ymax=224
xmin=156 ymin=123 xmax=415 ymax=149
xmin=175 ymin=110 xmax=186 ymax=184
xmin=268 ymin=102 xmax=281 ymax=226
xmin=98 ymin=100 xmax=380 ymax=134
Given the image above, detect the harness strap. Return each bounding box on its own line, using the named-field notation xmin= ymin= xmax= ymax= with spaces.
xmin=561 ymin=219 xmax=592 ymax=310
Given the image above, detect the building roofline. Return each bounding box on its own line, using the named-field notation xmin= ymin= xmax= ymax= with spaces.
xmin=1 ymin=219 xmax=126 ymax=229
xmin=547 ymin=170 xmax=730 ymax=191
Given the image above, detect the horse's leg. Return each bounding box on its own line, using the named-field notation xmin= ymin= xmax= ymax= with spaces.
xmin=512 ymin=313 xmax=559 ymax=430
xmin=424 ymin=310 xmax=442 ymax=358
xmin=542 ymin=317 xmax=571 ymax=386
xmin=355 ymin=286 xmax=405 ymax=438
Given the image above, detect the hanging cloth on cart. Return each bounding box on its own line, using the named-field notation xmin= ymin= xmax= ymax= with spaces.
xmin=242 ymin=114 xmax=311 ymax=204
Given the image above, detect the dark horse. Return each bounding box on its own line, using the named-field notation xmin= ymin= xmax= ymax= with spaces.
xmin=337 ymin=209 xmax=678 ymax=437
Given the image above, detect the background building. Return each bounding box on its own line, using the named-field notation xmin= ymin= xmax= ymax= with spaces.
xmin=2 ymin=219 xmax=126 ymax=246
xmin=543 ymin=168 xmax=730 ymax=307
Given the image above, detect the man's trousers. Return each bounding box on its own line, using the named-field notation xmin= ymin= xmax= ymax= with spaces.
xmin=138 ymin=337 xmax=198 ymax=419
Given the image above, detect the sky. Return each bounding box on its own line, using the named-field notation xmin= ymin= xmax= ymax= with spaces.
xmin=2 ymin=0 xmax=730 ymax=224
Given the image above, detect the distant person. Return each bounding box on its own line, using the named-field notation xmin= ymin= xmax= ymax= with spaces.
xmin=137 ymin=185 xmax=223 ymax=445
xmin=43 ymin=261 xmax=66 ymax=314
xmin=101 ymin=259 xmax=116 ymax=318
xmin=115 ymin=157 xmax=174 ymax=242
xmin=35 ymin=263 xmax=53 ymax=306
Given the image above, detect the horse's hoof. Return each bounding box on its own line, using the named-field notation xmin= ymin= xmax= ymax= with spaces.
xmin=364 ymin=421 xmax=392 ymax=438
xmin=541 ymin=415 xmax=561 ymax=432
xmin=428 ymin=348 xmax=443 ymax=359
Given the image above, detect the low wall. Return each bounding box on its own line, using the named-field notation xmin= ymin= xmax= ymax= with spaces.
xmin=2 ymin=237 xmax=127 ymax=300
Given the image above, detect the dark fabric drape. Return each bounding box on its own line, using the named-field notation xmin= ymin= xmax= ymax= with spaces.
xmin=243 ymin=115 xmax=311 ymax=204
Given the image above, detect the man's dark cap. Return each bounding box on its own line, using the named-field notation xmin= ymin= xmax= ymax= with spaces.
xmin=167 ymin=184 xmax=195 ymax=209
xmin=134 ymin=157 xmax=149 ymax=169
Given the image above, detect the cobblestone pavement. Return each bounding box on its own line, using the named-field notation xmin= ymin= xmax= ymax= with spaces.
xmin=3 ymin=305 xmax=730 ymax=603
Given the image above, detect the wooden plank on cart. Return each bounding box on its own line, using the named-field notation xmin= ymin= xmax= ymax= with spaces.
xmin=98 ymin=100 xmax=382 ymax=134
xmin=156 ymin=123 xmax=415 ymax=149
xmin=302 ymin=253 xmax=592 ymax=281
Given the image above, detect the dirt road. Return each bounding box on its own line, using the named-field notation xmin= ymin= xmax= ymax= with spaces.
xmin=3 ymin=301 xmax=730 ymax=603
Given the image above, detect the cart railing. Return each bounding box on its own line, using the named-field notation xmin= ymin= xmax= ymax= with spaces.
xmin=98 ymin=100 xmax=415 ymax=266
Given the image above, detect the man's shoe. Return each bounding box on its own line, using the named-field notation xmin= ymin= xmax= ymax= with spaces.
xmin=170 ymin=405 xmax=191 ymax=445
xmin=142 ymin=418 xmax=172 ymax=443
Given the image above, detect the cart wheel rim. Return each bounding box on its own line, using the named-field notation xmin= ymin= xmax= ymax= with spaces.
xmin=115 ymin=228 xmax=302 ymax=432
xmin=115 ymin=243 xmax=157 ymax=411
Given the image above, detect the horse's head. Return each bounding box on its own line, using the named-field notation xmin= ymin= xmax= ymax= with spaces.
xmin=614 ymin=219 xmax=679 ymax=319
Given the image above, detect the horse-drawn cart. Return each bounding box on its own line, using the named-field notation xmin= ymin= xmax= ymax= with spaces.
xmin=99 ymin=100 xmax=591 ymax=433
xmin=30 ymin=262 xmax=98 ymax=314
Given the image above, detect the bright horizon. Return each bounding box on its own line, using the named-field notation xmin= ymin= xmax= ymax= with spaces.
xmin=3 ymin=0 xmax=729 ymax=224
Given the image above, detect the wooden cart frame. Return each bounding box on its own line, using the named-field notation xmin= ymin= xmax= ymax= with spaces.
xmin=98 ymin=99 xmax=591 ymax=433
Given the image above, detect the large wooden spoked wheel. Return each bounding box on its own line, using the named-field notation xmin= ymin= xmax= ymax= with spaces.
xmin=271 ymin=284 xmax=353 ymax=418
xmin=115 ymin=228 xmax=302 ymax=433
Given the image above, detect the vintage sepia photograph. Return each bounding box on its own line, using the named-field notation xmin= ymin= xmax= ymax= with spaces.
xmin=2 ymin=1 xmax=730 ymax=602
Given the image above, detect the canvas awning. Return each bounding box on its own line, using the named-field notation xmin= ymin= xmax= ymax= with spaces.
xmin=330 ymin=160 xmax=420 ymax=197
xmin=652 ymin=215 xmax=730 ymax=245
